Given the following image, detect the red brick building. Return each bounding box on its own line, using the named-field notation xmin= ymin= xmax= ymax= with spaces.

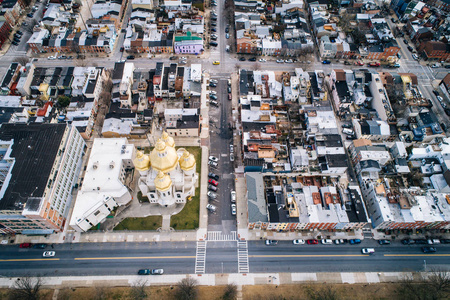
xmin=237 ymin=38 xmax=257 ymax=54
xmin=0 ymin=21 xmax=11 ymax=49
xmin=419 ymin=41 xmax=450 ymax=61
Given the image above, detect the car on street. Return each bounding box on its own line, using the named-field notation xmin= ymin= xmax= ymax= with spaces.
xmin=225 ymin=28 xmax=229 ymax=33
xmin=412 ymin=54 xmax=419 ymax=60
xmin=47 ymin=56 xmax=56 ymax=60
xmin=239 ymin=57 xmax=246 ymax=61
xmin=334 ymin=239 xmax=345 ymax=245
xmin=208 ymin=179 xmax=218 ymax=186
xmin=212 ymin=60 xmax=220 ymax=65
xmin=231 ymin=191 xmax=236 ymax=202
xmin=265 ymin=240 xmax=278 ymax=246
xmin=19 ymin=243 xmax=32 ymax=248
xmin=401 ymin=239 xmax=414 ymax=245
xmin=150 ymin=269 xmax=164 ymax=275
xmin=321 ymin=239 xmax=333 ymax=245
xmin=11 ymin=41 xmax=19 ymax=46
xmin=230 ymin=154 xmax=234 ymax=161
xmin=249 ymin=57 xmax=256 ymax=61
xmin=209 ymin=156 xmax=219 ymax=162
xmin=415 ymin=239 xmax=428 ymax=244
xmin=206 ymin=204 xmax=217 ymax=212
xmin=307 ymin=239 xmax=319 ymax=244
xmin=33 ymin=243 xmax=48 ymax=249
xmin=259 ymin=58 xmax=266 ymax=62
xmin=276 ymin=59 xmax=284 ymax=63
xmin=230 ymin=145 xmax=234 ymax=153
xmin=285 ymin=59 xmax=293 ymax=63
xmin=422 ymin=247 xmax=437 ymax=253
xmin=322 ymin=60 xmax=331 ymax=64
xmin=293 ymin=239 xmax=305 ymax=245
xmin=361 ymin=248 xmax=375 ymax=254
xmin=209 ymin=94 xmax=217 ymax=100
xmin=433 ymin=90 xmax=440 ymax=96
xmin=27 ymin=13 xmax=34 ymax=18
xmin=208 ymin=184 xmax=217 ymax=191
xmin=43 ymin=251 xmax=55 ymax=257
xmin=368 ymin=62 xmax=380 ymax=67
xmin=208 ymin=160 xmax=218 ymax=168
xmin=209 ymin=83 xmax=217 ymax=87
xmin=231 ymin=204 xmax=236 ymax=215
xmin=126 ymin=55 xmax=135 ymax=60
xmin=169 ymin=56 xmax=177 ymax=60
xmin=403 ymin=39 xmax=408 ymax=44
xmin=378 ymin=239 xmax=391 ymax=245
xmin=207 ymin=191 xmax=218 ymax=199
xmin=349 ymin=239 xmax=361 ymax=244
xmin=208 ymin=172 xmax=219 ymax=180
xmin=228 ymin=94 xmax=232 ymax=101
xmin=226 ymin=33 xmax=229 ymax=39
xmin=355 ymin=61 xmax=364 ymax=66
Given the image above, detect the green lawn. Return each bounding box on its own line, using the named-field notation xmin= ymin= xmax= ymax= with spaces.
xmin=170 ymin=146 xmax=201 ymax=230
xmin=113 ymin=215 xmax=162 ymax=231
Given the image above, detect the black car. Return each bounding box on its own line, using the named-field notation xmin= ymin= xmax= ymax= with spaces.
xmin=208 ymin=172 xmax=219 ymax=181
xmin=211 ymin=17 xmax=217 ymax=21
xmin=249 ymin=57 xmax=257 ymax=61
xmin=209 ymin=82 xmax=217 ymax=87
xmin=13 ymin=38 xmax=20 ymax=42
xmin=14 ymin=32 xmax=22 ymax=37
xmin=422 ymin=247 xmax=437 ymax=253
xmin=225 ymin=28 xmax=229 ymax=33
xmin=407 ymin=46 xmax=413 ymax=52
xmin=445 ymin=108 xmax=450 ymax=116
xmin=33 ymin=243 xmax=48 ymax=249
xmin=17 ymin=30 xmax=23 ymax=35
xmin=433 ymin=90 xmax=440 ymax=96
xmin=440 ymin=239 xmax=450 ymax=244
xmin=126 ymin=55 xmax=135 ymax=60
xmin=401 ymin=239 xmax=414 ymax=245
xmin=414 ymin=239 xmax=428 ymax=244
xmin=445 ymin=65 xmax=450 ymax=69
xmin=27 ymin=13 xmax=34 ymax=18
xmin=378 ymin=239 xmax=391 ymax=245
xmin=403 ymin=39 xmax=408 ymax=44
xmin=169 ymin=56 xmax=177 ymax=60
xmin=209 ymin=41 xmax=218 ymax=47
xmin=211 ymin=23 xmax=217 ymax=27
xmin=239 ymin=57 xmax=246 ymax=61
xmin=11 ymin=41 xmax=19 ymax=46
xmin=211 ymin=28 xmax=217 ymax=32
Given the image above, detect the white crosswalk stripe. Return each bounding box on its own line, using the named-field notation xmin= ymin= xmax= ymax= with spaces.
xmin=237 ymin=241 xmax=249 ymax=273
xmin=194 ymin=241 xmax=207 ymax=274
xmin=207 ymin=231 xmax=237 ymax=241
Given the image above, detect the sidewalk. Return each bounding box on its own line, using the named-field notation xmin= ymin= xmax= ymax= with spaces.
xmin=0 ymin=272 xmax=429 ymax=289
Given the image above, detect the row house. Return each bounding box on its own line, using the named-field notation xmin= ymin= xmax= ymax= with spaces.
xmin=124 ymin=24 xmax=173 ymax=54
xmin=174 ymin=32 xmax=203 ymax=54
xmin=419 ymin=41 xmax=450 ymax=62
xmin=0 ymin=0 xmax=25 ymax=27
xmin=0 ymin=20 xmax=11 ymax=49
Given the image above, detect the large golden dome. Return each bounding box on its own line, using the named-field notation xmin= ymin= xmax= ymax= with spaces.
xmin=149 ymin=139 xmax=178 ymax=173
xmin=133 ymin=151 xmax=150 ymax=172
xmin=178 ymin=149 xmax=196 ymax=171
xmin=161 ymin=131 xmax=175 ymax=148
xmin=154 ymin=171 xmax=172 ymax=192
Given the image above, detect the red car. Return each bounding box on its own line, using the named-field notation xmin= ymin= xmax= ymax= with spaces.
xmin=306 ymin=239 xmax=319 ymax=245
xmin=368 ymin=62 xmax=380 ymax=67
xmin=208 ymin=179 xmax=218 ymax=186
xmin=19 ymin=243 xmax=32 ymax=248
xmin=355 ymin=61 xmax=364 ymax=66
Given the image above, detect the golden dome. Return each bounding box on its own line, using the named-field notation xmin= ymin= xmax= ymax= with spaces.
xmin=133 ymin=151 xmax=150 ymax=172
xmin=154 ymin=171 xmax=172 ymax=192
xmin=149 ymin=139 xmax=178 ymax=173
xmin=161 ymin=131 xmax=175 ymax=148
xmin=178 ymin=149 xmax=196 ymax=171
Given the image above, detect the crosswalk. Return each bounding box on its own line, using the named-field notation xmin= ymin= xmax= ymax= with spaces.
xmin=207 ymin=231 xmax=237 ymax=241
xmin=195 ymin=241 xmax=207 ymax=274
xmin=237 ymin=241 xmax=249 ymax=273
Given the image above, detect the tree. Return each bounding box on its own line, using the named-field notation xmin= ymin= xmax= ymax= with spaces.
xmin=8 ymin=277 xmax=43 ymax=300
xmin=175 ymin=277 xmax=198 ymax=300
xmin=25 ymin=19 xmax=38 ymax=34
xmin=427 ymin=268 xmax=450 ymax=298
xmin=57 ymin=95 xmax=71 ymax=108
xmin=129 ymin=280 xmax=148 ymax=300
xmin=222 ymin=283 xmax=237 ymax=300
xmin=14 ymin=56 xmax=30 ymax=66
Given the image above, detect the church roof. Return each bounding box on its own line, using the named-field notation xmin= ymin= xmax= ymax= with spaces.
xmin=149 ymin=139 xmax=178 ymax=173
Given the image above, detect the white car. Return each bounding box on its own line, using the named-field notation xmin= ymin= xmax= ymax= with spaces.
xmin=285 ymin=59 xmax=293 ymax=63
xmin=276 ymin=59 xmax=284 ymax=63
xmin=47 ymin=56 xmax=56 ymax=60
xmin=180 ymin=57 xmax=187 ymax=60
xmin=230 ymin=190 xmax=236 ymax=202
xmin=206 ymin=204 xmax=216 ymax=212
xmin=361 ymin=248 xmax=375 ymax=254
xmin=321 ymin=239 xmax=333 ymax=245
xmin=43 ymin=251 xmax=55 ymax=257
xmin=231 ymin=204 xmax=237 ymax=215
xmin=207 ymin=191 xmax=217 ymax=199
xmin=334 ymin=239 xmax=345 ymax=245
xmin=209 ymin=156 xmax=219 ymax=162
xmin=230 ymin=154 xmax=234 ymax=162
xmin=230 ymin=145 xmax=234 ymax=153
xmin=293 ymin=239 xmax=305 ymax=245
xmin=259 ymin=58 xmax=266 ymax=62
xmin=210 ymin=79 xmax=218 ymax=84
xmin=208 ymin=160 xmax=218 ymax=168
xmin=209 ymin=91 xmax=217 ymax=95
xmin=412 ymin=54 xmax=419 ymax=60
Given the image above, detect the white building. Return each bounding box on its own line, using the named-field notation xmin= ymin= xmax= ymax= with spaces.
xmin=135 ymin=132 xmax=198 ymax=207
xmin=70 ymin=138 xmax=135 ymax=232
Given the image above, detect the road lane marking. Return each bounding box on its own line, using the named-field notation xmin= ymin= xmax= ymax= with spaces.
xmin=0 ymin=258 xmax=60 ymax=262
xmin=384 ymin=254 xmax=450 ymax=257
xmin=75 ymin=256 xmax=195 ymax=260
xmin=249 ymin=255 xmax=366 ymax=258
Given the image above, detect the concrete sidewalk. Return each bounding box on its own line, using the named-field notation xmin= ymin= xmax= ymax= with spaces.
xmin=0 ymin=271 xmax=427 ymax=289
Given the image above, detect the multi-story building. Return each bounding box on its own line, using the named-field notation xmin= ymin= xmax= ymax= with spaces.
xmin=0 ymin=124 xmax=85 ymax=234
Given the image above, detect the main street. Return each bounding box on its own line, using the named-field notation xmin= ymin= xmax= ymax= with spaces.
xmin=1 ymin=241 xmax=450 ymax=276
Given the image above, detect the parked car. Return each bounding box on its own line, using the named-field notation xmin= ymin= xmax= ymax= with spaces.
xmin=207 ymin=191 xmax=218 ymax=199
xmin=209 ymin=156 xmax=219 ymax=162
xmin=33 ymin=243 xmax=48 ymax=249
xmin=211 ymin=28 xmax=217 ymax=32
xmin=378 ymin=239 xmax=391 ymax=245
xmin=151 ymin=269 xmax=164 ymax=275
xmin=208 ymin=184 xmax=217 ymax=192
xmin=355 ymin=61 xmax=364 ymax=66
xmin=226 ymin=33 xmax=229 ymax=39
xmin=433 ymin=90 xmax=440 ymax=96
xmin=249 ymin=57 xmax=257 ymax=61
xmin=16 ymin=30 xmax=22 ymax=35
xmin=208 ymin=172 xmax=219 ymax=181
xmin=19 ymin=243 xmax=32 ymax=248
xmin=27 ymin=13 xmax=34 ymax=18
xmin=209 ymin=83 xmax=217 ymax=87
xmin=230 ymin=145 xmax=234 ymax=153
xmin=414 ymin=239 xmax=428 ymax=244
xmin=403 ymin=39 xmax=408 ymax=44
xmin=321 ymin=239 xmax=333 ymax=245
xmin=231 ymin=204 xmax=237 ymax=215
xmin=239 ymin=57 xmax=246 ymax=61
xmin=225 ymin=27 xmax=229 ymax=33
xmin=293 ymin=239 xmax=305 ymax=245
xmin=334 ymin=239 xmax=345 ymax=245
xmin=285 ymin=59 xmax=293 ymax=63
xmin=169 ymin=56 xmax=177 ymax=60
xmin=259 ymin=58 xmax=266 ymax=62
xmin=126 ymin=55 xmax=135 ymax=60
xmin=231 ymin=190 xmax=236 ymax=202
xmin=341 ymin=124 xmax=352 ymax=129
xmin=407 ymin=46 xmax=413 ymax=52
xmin=276 ymin=59 xmax=284 ymax=63
xmin=210 ymin=41 xmax=218 ymax=47
xmin=228 ymin=94 xmax=232 ymax=101
xmin=265 ymin=240 xmax=278 ymax=246
xmin=349 ymin=239 xmax=361 ymax=244
xmin=209 ymin=94 xmax=217 ymax=100
xmin=208 ymin=160 xmax=218 ymax=168
xmin=422 ymin=247 xmax=437 ymax=253
xmin=206 ymin=204 xmax=217 ymax=212
xmin=307 ymin=239 xmax=319 ymax=244
xmin=322 ymin=60 xmax=331 ymax=64
xmin=369 ymin=62 xmax=380 ymax=67
xmin=344 ymin=61 xmax=351 ymax=65
xmin=230 ymin=154 xmax=234 ymax=162
xmin=42 ymin=251 xmax=55 ymax=257
xmin=412 ymin=54 xmax=419 ymax=60
xmin=361 ymin=248 xmax=375 ymax=254
xmin=440 ymin=239 xmax=450 ymax=244
xmin=208 ymin=179 xmax=218 ymax=186
xmin=138 ymin=269 xmax=151 ymax=275
xmin=401 ymin=239 xmax=414 ymax=245
xmin=11 ymin=41 xmax=19 ymax=46
xmin=211 ymin=22 xmax=217 ymax=27
xmin=47 ymin=56 xmax=56 ymax=60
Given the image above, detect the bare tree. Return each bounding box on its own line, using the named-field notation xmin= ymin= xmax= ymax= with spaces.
xmin=129 ymin=279 xmax=148 ymax=300
xmin=25 ymin=19 xmax=38 ymax=34
xmin=175 ymin=277 xmax=198 ymax=300
xmin=222 ymin=283 xmax=237 ymax=300
xmin=427 ymin=268 xmax=450 ymax=298
xmin=8 ymin=277 xmax=43 ymax=300
xmin=13 ymin=56 xmax=30 ymax=66
xmin=252 ymin=62 xmax=261 ymax=71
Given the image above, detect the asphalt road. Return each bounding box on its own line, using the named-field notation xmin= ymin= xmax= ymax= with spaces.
xmin=2 ymin=241 xmax=450 ymax=276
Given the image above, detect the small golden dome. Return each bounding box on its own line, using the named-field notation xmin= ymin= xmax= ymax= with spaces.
xmin=154 ymin=171 xmax=172 ymax=192
xmin=161 ymin=131 xmax=175 ymax=148
xmin=149 ymin=139 xmax=178 ymax=173
xmin=133 ymin=151 xmax=150 ymax=172
xmin=179 ymin=149 xmax=196 ymax=171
